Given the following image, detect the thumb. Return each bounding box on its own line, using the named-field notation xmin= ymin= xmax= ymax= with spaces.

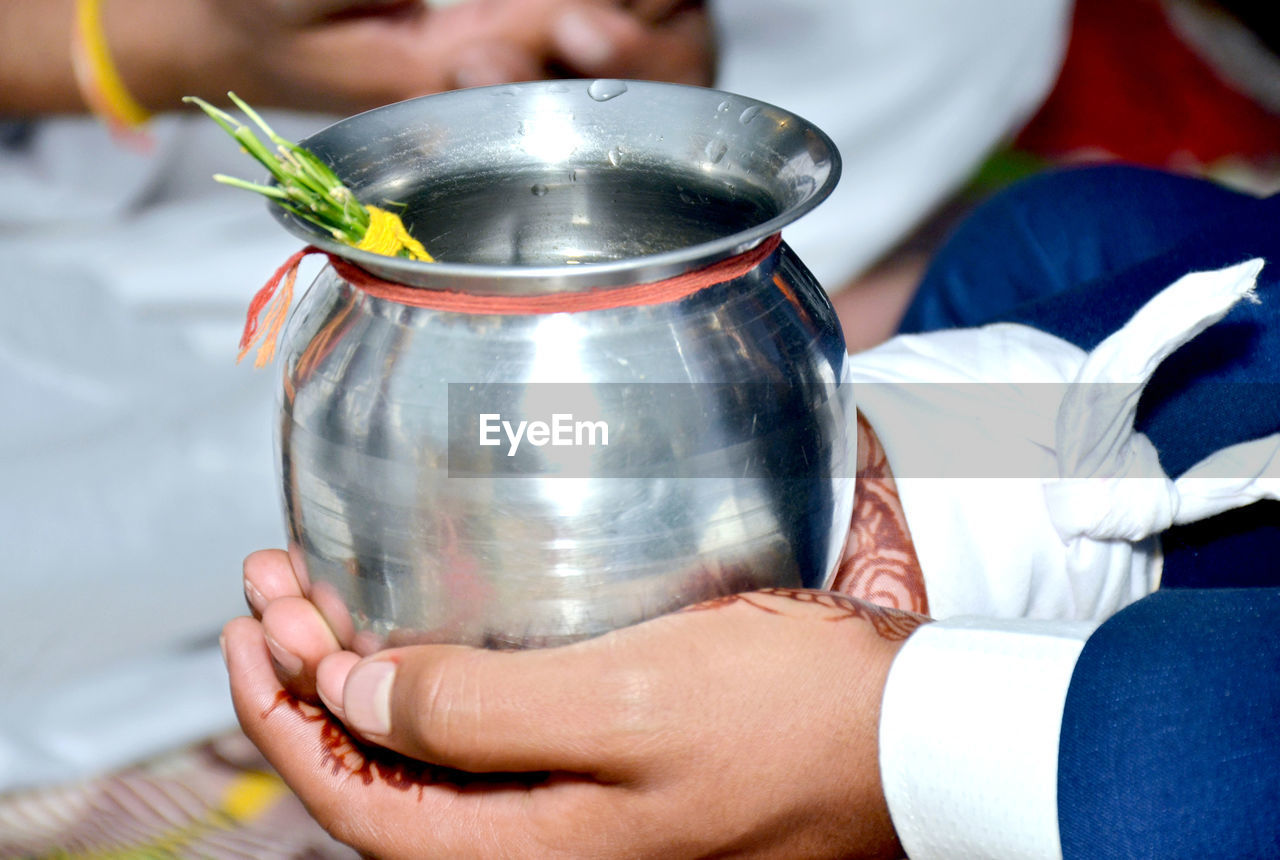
xmin=336 ymin=642 xmax=657 ymax=778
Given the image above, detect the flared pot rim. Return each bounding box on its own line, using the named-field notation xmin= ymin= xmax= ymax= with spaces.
xmin=269 ymin=79 xmax=841 ymax=296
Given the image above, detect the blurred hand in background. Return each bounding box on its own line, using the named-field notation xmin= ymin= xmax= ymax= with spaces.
xmin=0 ymin=0 xmax=714 ymax=117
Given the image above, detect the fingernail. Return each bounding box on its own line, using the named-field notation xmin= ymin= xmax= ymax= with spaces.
xmin=243 ymin=578 xmax=266 ymax=613
xmin=264 ymin=632 xmax=303 ymax=677
xmin=219 ymin=633 xmax=229 ymax=668
xmin=553 ymin=9 xmax=615 ymax=68
xmin=317 ymin=681 xmax=344 ymax=721
xmin=344 ymin=660 xmax=396 ymax=737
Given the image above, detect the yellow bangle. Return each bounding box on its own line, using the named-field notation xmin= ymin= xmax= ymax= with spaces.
xmin=70 ymin=0 xmax=153 ymax=141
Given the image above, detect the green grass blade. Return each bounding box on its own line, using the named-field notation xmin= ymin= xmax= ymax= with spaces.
xmin=189 ymin=92 xmax=377 ymax=246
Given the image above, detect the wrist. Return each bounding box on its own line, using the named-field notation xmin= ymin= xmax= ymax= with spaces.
xmin=0 ymin=0 xmax=82 ymax=113
xmin=830 ymin=599 xmax=929 ymax=860
xmin=865 ymin=631 xmax=914 ymax=860
xmin=95 ymin=0 xmax=243 ymax=114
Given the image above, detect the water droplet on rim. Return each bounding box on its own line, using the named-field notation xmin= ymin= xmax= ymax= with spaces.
xmin=739 ymin=105 xmax=762 ymax=125
xmin=705 ymin=140 xmax=728 ymax=164
xmin=607 ymin=148 xmax=624 ymax=167
xmin=587 ymin=80 xmax=629 ymax=102
xmin=531 ymin=184 xmax=549 ymax=196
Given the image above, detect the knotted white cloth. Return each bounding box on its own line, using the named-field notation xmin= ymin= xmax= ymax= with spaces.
xmin=1045 ymin=259 xmax=1278 ymax=612
xmin=849 ymin=258 xmax=1276 ymax=621
xmin=1047 ymin=259 xmax=1267 ymax=537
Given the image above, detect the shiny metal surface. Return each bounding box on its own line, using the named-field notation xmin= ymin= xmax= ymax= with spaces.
xmin=273 ymin=79 xmax=839 ymax=292
xmin=276 ymin=81 xmax=854 ymax=648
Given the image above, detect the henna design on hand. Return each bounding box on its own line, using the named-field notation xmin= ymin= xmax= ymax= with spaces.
xmin=265 ymin=691 xmax=444 ymax=794
xmin=263 ymin=691 xmax=548 ymax=794
xmin=683 ymin=587 xmax=928 ymax=642
xmin=831 ymin=413 xmax=929 ymax=614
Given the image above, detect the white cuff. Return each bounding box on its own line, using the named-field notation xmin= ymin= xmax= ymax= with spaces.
xmin=879 ymin=617 xmax=1097 ymax=859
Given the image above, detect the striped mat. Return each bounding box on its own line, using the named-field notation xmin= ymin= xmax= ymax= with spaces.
xmin=0 ymin=731 xmax=355 ymax=859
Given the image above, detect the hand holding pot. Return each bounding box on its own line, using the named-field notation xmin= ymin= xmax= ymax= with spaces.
xmin=227 ymin=549 xmax=924 ymax=859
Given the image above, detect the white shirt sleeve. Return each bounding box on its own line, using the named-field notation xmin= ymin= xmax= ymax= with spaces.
xmin=879 ymin=617 xmax=1097 ymax=859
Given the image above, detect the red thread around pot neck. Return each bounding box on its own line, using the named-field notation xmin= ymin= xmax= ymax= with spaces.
xmin=239 ymin=234 xmax=783 ymax=366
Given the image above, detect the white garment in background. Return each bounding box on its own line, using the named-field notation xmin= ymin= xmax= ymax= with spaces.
xmin=714 ymin=0 xmax=1073 ymax=290
xmin=0 ymin=113 xmax=330 ymax=791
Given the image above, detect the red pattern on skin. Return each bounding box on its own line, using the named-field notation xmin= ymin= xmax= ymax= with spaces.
xmin=262 ymin=691 xmax=552 ymax=792
xmin=831 ymin=414 xmax=929 ymax=615
xmin=264 ymin=690 xmax=439 ymax=794
xmin=681 ymin=587 xmax=928 ymax=642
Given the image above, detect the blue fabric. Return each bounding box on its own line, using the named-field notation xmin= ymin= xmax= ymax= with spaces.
xmin=899 ymin=165 xmax=1263 ymax=337
xmin=1058 ymin=588 xmax=1280 ymax=859
xmin=901 ymin=165 xmax=1280 ymax=589
xmin=904 ymin=166 xmax=1280 ymax=855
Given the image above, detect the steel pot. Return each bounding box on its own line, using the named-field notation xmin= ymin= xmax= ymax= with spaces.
xmin=273 ymin=80 xmax=852 ymax=649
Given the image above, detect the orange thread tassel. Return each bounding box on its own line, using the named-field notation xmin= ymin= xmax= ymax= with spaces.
xmin=238 ymin=246 xmax=318 ymax=366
